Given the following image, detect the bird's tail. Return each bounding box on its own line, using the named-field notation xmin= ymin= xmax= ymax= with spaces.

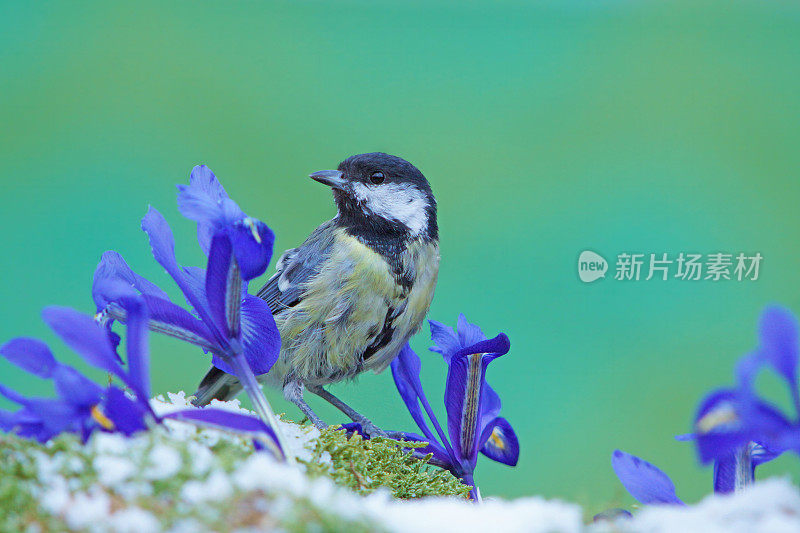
xmin=191 ymin=366 xmax=244 ymax=406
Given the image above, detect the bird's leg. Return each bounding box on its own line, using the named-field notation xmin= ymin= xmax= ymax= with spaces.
xmin=306 ymin=385 xmax=405 ymax=439
xmin=283 ymin=380 xmax=328 ymax=430
xmin=306 ymin=385 xmax=452 ymax=467
xmin=307 ymin=386 xmax=449 ymax=466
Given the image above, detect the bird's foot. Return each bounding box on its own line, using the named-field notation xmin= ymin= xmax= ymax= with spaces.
xmin=311 ymin=418 xmax=329 ymax=431
xmin=348 ymin=418 xmax=408 ymax=441
xmin=358 ymin=420 xmax=387 ymax=439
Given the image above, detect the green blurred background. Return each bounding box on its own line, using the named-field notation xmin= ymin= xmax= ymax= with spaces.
xmin=2 ymin=0 xmax=799 ymax=512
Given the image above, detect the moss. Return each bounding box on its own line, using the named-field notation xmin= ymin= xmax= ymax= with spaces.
xmin=300 ymin=425 xmax=471 ymax=499
xmin=0 ymin=435 xmax=73 ymax=532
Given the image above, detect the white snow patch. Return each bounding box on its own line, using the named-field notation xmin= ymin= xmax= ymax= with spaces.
xmin=108 ymin=507 xmax=160 ymax=533
xmin=22 ymin=391 xmax=800 ymax=533
xmin=357 ymin=493 xmax=581 ymax=533
xmin=186 ymin=440 xmax=213 ymax=477
xmin=94 ymin=455 xmax=136 ymax=486
xmin=181 ymin=469 xmax=232 ymax=505
xmin=609 ymin=477 xmax=800 ymax=533
xmin=39 ymin=476 xmax=70 ymax=515
xmin=63 ymin=488 xmax=111 ymax=530
xmin=226 ymin=439 xmax=583 ymax=532
xmin=150 ymin=391 xmax=319 ymax=462
xmin=144 ymin=444 xmax=182 ymax=480
xmin=92 ymin=433 xmax=130 ymax=456
xmin=167 ymin=518 xmax=207 ymax=533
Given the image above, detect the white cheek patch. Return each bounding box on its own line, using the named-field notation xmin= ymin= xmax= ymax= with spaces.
xmin=351 ymin=182 xmax=429 ymax=235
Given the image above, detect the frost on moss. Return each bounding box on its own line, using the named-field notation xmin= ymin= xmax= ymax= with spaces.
xmin=300 ymin=426 xmax=471 ymax=499
xmin=0 ymin=394 xmax=467 ymax=532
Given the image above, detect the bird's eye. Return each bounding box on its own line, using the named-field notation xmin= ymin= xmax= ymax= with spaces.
xmin=370 ymin=171 xmax=385 ymax=185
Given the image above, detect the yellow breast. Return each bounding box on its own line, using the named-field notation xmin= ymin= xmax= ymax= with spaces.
xmin=274 ymin=230 xmax=438 ymax=384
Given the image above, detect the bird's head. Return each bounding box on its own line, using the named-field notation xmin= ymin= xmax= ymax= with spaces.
xmin=310 ymin=152 xmax=437 ymax=240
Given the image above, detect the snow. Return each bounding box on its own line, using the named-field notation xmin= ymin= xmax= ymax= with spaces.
xmin=382 ymin=495 xmax=583 ymax=533
xmin=151 ymin=391 xmax=321 ymax=462
xmin=144 ymin=444 xmax=182 ymax=480
xmin=94 ymin=455 xmax=136 ymax=486
xmin=108 ymin=508 xmax=160 ymax=533
xmin=180 ymin=470 xmax=232 ymax=505
xmin=186 ymin=440 xmax=213 ymax=476
xmin=607 ymin=477 xmax=800 ymax=533
xmin=14 ymin=391 xmax=800 ymax=532
xmin=63 ymin=488 xmax=111 ymax=531
xmin=222 ymin=440 xmax=583 ymax=532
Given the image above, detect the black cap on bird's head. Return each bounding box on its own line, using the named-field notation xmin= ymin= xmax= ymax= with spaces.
xmin=310 ymin=153 xmax=437 ymax=241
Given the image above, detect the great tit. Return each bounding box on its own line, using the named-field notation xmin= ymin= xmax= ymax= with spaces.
xmin=192 ymin=153 xmax=439 ymax=433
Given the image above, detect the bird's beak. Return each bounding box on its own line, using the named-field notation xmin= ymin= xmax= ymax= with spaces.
xmin=309 ymin=170 xmax=347 ymax=190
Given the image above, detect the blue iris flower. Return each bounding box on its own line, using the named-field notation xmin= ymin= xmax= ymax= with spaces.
xmin=688 ymin=305 xmax=800 ymax=489
xmin=609 ymin=443 xmax=777 ymax=507
xmin=609 ymin=305 xmax=800 ymax=508
xmin=390 ymin=315 xmax=520 ymax=501
xmin=93 ymin=165 xmax=280 ymax=377
xmin=92 ymin=165 xmax=291 ymax=459
xmin=0 ymin=301 xmax=279 ymax=450
xmin=610 ymin=450 xmax=685 ymax=506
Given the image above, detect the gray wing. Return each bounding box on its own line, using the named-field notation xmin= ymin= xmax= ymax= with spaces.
xmin=256 ymin=219 xmax=337 ymax=312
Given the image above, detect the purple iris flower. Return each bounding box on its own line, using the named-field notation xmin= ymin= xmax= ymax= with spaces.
xmin=0 ymin=301 xmax=279 ymax=452
xmin=390 ymin=315 xmax=520 ymax=501
xmin=92 ymin=165 xmax=291 ymax=459
xmin=609 ymin=443 xmax=776 ymax=509
xmin=610 ymin=450 xmax=685 ymax=506
xmin=608 ymin=305 xmax=800 ymax=509
xmin=93 ymin=165 xmax=280 ymax=377
xmin=686 ymin=305 xmax=800 ymax=491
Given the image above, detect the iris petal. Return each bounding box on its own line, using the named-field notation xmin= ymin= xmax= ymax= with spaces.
xmin=164 ymin=407 xmax=281 ymax=456
xmin=176 ymin=165 xmax=275 ymax=281
xmin=476 ymin=384 xmax=502 ymax=446
xmin=428 ymin=320 xmax=461 ymax=363
xmin=141 ymin=207 xmax=217 ymax=336
xmin=205 ymin=235 xmax=241 ymax=339
xmin=0 ymin=338 xmax=57 ymax=378
xmin=757 ymin=305 xmax=799 ymax=389
xmin=400 ymin=432 xmax=453 ymax=467
xmin=104 ymin=297 xmax=218 ymax=353
xmin=479 ymin=417 xmax=520 ymax=466
xmin=176 ymin=165 xmax=229 ymax=255
xmin=445 ymin=348 xmax=507 ymax=467
xmin=52 ymin=366 xmax=103 ymax=408
xmin=103 ymin=387 xmax=148 ymax=436
xmin=1 ymin=408 xmax=50 ymax=442
xmin=692 ymin=388 xmax=792 ymax=464
xmin=41 ymin=307 xmax=122 ymax=380
xmin=452 ymin=333 xmax=510 ymax=360
xmin=456 ymin=314 xmax=486 ymax=348
xmin=124 ymin=298 xmax=151 ymax=401
xmin=0 ymin=383 xmax=29 ymax=405
xmin=23 ymin=398 xmax=83 ymax=437
xmin=92 ymin=251 xmax=170 ymax=310
xmin=444 ymin=351 xmax=502 ymax=467
xmin=611 ymin=450 xmax=684 ymax=505
xmin=239 ymin=295 xmax=281 ymax=375
xmin=390 ymin=344 xmax=440 ymax=443
xmin=165 ymin=407 xmax=273 ymax=435
xmin=229 ymin=218 xmax=275 ymax=281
